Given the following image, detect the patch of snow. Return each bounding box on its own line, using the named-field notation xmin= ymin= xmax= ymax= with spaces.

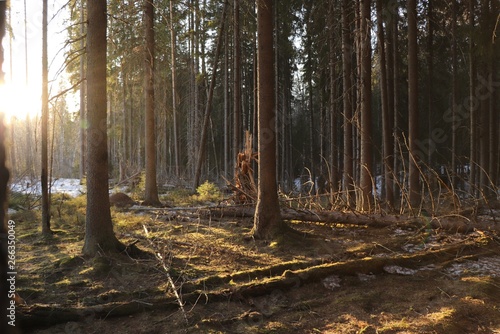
xmin=393 ymin=228 xmax=408 ymax=236
xmin=418 ymin=264 xmax=437 ymax=271
xmin=322 ymin=275 xmax=341 ymax=290
xmin=10 ymin=178 xmax=84 ymax=197
xmin=444 ymin=256 xmax=500 ymax=279
xmin=383 ymin=265 xmax=418 ymax=276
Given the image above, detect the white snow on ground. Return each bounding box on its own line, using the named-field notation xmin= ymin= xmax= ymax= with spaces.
xmin=10 ymin=178 xmax=85 ymax=198
xmin=444 ymin=256 xmax=500 ymax=279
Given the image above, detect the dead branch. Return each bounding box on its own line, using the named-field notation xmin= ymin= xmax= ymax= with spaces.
xmin=142 ymin=225 xmax=188 ymax=325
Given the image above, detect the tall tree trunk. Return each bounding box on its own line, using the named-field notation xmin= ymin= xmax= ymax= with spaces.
xmin=427 ymin=0 xmax=434 ymax=169
xmin=451 ymin=0 xmax=458 ymax=190
xmin=223 ymin=22 xmax=230 ymax=180
xmin=469 ymin=0 xmax=478 ymax=198
xmin=341 ymin=0 xmax=354 ymax=207
xmin=408 ymin=0 xmax=420 ymax=209
xmin=143 ymin=0 xmax=161 ymax=206
xmin=359 ymin=0 xmax=373 ymax=212
xmin=170 ymin=0 xmax=180 ymax=177
xmin=83 ymin=0 xmax=124 ymax=256
xmin=252 ymin=0 xmax=283 ymax=239
xmin=308 ymin=72 xmax=315 ymax=192
xmin=41 ymin=0 xmax=51 ymax=235
xmin=391 ymin=2 xmax=400 ymax=202
xmin=478 ymin=0 xmax=491 ymax=198
xmin=80 ymin=0 xmax=86 ymax=183
xmin=233 ymin=0 xmax=242 ymax=171
xmin=376 ymin=0 xmax=393 ymax=206
xmin=329 ymin=0 xmax=338 ymax=193
xmin=489 ymin=59 xmax=498 ymax=192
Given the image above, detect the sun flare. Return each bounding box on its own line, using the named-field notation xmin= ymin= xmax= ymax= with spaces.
xmin=0 ymin=82 xmax=41 ymax=122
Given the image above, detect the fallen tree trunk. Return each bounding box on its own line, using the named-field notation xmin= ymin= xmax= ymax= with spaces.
xmin=207 ymin=206 xmax=481 ymax=232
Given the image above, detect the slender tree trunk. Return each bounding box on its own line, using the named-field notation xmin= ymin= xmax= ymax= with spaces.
xmin=478 ymin=0 xmax=492 ymax=198
xmin=233 ymin=0 xmax=241 ymax=170
xmin=342 ymin=0 xmax=354 ymax=206
xmin=83 ymin=0 xmax=124 ymax=256
xmin=377 ymin=0 xmax=393 ymax=206
xmin=308 ymin=73 xmax=315 ymax=192
xmin=469 ymin=0 xmax=478 ymax=198
xmin=489 ymin=60 xmax=498 ymax=191
xmin=193 ymin=0 xmax=229 ymax=189
xmin=451 ymin=0 xmax=458 ymax=190
xmin=427 ymin=0 xmax=434 ymax=169
xmin=359 ymin=0 xmax=373 ymax=212
xmin=408 ymin=0 xmax=420 ymax=209
xmin=41 ymin=0 xmax=51 ymax=235
xmin=392 ymin=3 xmax=400 ymax=202
xmin=24 ymin=0 xmax=34 ymax=179
xmin=80 ymin=0 xmax=86 ymax=183
xmin=223 ymin=23 xmax=230 ymax=181
xmin=329 ymin=0 xmax=338 ymax=193
xmin=252 ymin=0 xmax=283 ymax=239
xmin=170 ymin=0 xmax=180 ymax=177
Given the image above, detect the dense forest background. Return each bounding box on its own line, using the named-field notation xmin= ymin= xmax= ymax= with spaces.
xmin=5 ymin=0 xmax=500 ymax=211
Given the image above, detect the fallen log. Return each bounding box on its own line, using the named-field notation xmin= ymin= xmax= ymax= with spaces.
xmin=207 ymin=206 xmax=479 ymax=232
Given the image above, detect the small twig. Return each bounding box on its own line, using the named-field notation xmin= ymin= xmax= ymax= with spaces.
xmin=437 ymin=287 xmax=451 ymax=299
xmin=131 ymin=299 xmax=154 ymax=306
xmin=373 ymin=242 xmax=397 ymax=254
xmin=143 ymin=225 xmax=189 ymax=325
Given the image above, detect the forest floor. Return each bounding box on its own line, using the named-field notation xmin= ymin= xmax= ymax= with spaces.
xmin=9 ymin=192 xmax=500 ymax=334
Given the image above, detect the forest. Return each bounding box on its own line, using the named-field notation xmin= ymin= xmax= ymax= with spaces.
xmin=0 ymin=0 xmax=500 ymax=333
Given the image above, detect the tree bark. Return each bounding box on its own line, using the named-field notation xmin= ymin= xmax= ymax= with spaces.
xmin=408 ymin=0 xmax=420 ymax=208
xmin=83 ymin=0 xmax=124 ymax=256
xmin=451 ymin=0 xmax=458 ymax=190
xmin=329 ymin=0 xmax=338 ymax=193
xmin=427 ymin=0 xmax=434 ymax=169
xmin=342 ymin=0 xmax=354 ymax=207
xmin=252 ymin=0 xmax=284 ymax=239
xmin=469 ymin=0 xmax=478 ymax=198
xmin=41 ymin=0 xmax=51 ymax=235
xmin=143 ymin=0 xmax=161 ymax=206
xmin=233 ymin=0 xmax=242 ymax=173
xmin=478 ymin=0 xmax=491 ymax=198
xmin=170 ymin=0 xmax=180 ymax=177
xmin=359 ymin=0 xmax=373 ymax=211
xmin=391 ymin=3 xmax=400 ymax=201
xmin=79 ymin=0 xmax=86 ymax=183
xmin=377 ymin=0 xmax=393 ymax=206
